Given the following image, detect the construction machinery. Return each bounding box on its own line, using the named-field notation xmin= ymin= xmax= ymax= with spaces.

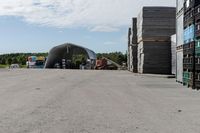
xmin=27 ymin=56 xmax=46 ymax=68
xmin=95 ymin=57 xmax=125 ymax=70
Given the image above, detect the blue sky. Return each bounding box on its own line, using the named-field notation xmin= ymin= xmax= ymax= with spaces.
xmin=0 ymin=16 xmax=127 ymax=54
xmin=0 ymin=0 xmax=175 ymax=54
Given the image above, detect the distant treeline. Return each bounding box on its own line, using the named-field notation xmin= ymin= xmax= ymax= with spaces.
xmin=0 ymin=53 xmax=48 ymax=65
xmin=0 ymin=52 xmax=127 ymax=66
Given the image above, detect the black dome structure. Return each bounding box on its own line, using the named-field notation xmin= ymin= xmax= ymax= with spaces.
xmin=45 ymin=43 xmax=96 ymax=69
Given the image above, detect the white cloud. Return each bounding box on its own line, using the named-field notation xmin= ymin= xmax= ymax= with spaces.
xmin=0 ymin=0 xmax=175 ymax=32
xmin=90 ymin=26 xmax=119 ymax=32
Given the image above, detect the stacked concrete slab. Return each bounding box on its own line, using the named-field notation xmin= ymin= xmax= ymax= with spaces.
xmin=176 ymin=0 xmax=184 ymax=83
xmin=137 ymin=7 xmax=176 ymax=74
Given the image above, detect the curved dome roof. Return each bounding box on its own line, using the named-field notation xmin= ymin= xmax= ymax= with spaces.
xmin=45 ymin=43 xmax=96 ymax=68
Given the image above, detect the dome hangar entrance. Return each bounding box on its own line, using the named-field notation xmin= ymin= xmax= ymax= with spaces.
xmin=45 ymin=43 xmax=96 ymax=69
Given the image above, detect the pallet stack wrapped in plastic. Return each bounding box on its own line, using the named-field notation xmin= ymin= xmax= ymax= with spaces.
xmin=183 ymin=0 xmax=194 ymax=88
xmin=182 ymin=0 xmax=199 ymax=89
xmin=176 ymin=0 xmax=184 ymax=84
xmin=194 ymin=1 xmax=200 ymax=89
xmin=137 ymin=7 xmax=176 ymax=74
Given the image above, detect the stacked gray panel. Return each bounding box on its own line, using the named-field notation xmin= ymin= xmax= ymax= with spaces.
xmin=137 ymin=7 xmax=176 ymax=74
xmin=131 ymin=18 xmax=138 ymax=44
xmin=137 ymin=7 xmax=176 ymax=43
xmin=129 ymin=45 xmax=134 ymax=71
xmin=127 ymin=28 xmax=131 ymax=71
xmin=138 ymin=41 xmax=172 ymax=74
xmin=171 ymin=34 xmax=176 ymax=75
xmin=176 ymin=0 xmax=184 ymax=83
xmin=129 ymin=45 xmax=138 ymax=72
xmin=130 ymin=18 xmax=138 ymax=73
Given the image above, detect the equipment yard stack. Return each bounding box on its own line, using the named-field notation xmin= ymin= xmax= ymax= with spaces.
xmin=127 ymin=18 xmax=138 ymax=73
xmin=137 ymin=7 xmax=176 ymax=74
xmin=183 ymin=0 xmax=195 ymax=88
xmin=127 ymin=28 xmax=132 ymax=71
xmin=176 ymin=0 xmax=184 ymax=84
xmin=171 ymin=34 xmax=177 ymax=75
xmin=194 ymin=0 xmax=200 ymax=89
xmin=182 ymin=0 xmax=200 ymax=89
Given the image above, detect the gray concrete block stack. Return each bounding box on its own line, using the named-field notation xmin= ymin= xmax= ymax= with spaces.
xmin=127 ymin=18 xmax=138 ymax=73
xmin=176 ymin=0 xmax=184 ymax=83
xmin=127 ymin=28 xmax=132 ymax=71
xmin=137 ymin=7 xmax=176 ymax=74
xmin=129 ymin=18 xmax=138 ymax=73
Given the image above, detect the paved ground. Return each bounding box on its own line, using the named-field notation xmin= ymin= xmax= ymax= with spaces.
xmin=0 ymin=69 xmax=200 ymax=133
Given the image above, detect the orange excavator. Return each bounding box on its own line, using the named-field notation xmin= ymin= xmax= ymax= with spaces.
xmin=95 ymin=57 xmax=123 ymax=70
xmin=95 ymin=58 xmax=108 ymax=70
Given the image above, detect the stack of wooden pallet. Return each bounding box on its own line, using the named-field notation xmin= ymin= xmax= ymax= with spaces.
xmin=137 ymin=7 xmax=176 ymax=74
xmin=129 ymin=18 xmax=138 ymax=73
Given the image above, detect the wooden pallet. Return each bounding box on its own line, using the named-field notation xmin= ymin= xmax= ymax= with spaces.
xmin=138 ymin=37 xmax=171 ymax=43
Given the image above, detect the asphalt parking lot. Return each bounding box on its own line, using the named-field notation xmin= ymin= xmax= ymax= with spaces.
xmin=0 ymin=69 xmax=200 ymax=133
